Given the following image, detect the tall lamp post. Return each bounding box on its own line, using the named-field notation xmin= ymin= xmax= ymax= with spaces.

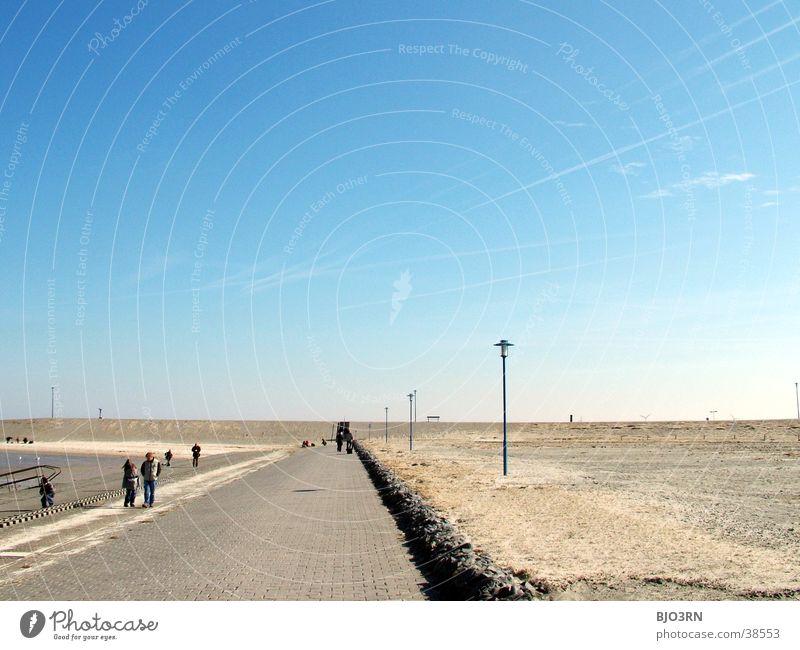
xmin=407 ymin=393 xmax=414 ymax=451
xmin=384 ymin=406 xmax=388 ymax=443
xmin=494 ymin=339 xmax=514 ymax=476
xmin=795 ymin=382 xmax=799 ymax=420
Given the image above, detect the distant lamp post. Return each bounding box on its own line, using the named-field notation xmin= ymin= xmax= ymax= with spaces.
xmin=385 ymin=406 xmax=389 ymax=443
xmin=795 ymin=382 xmax=799 ymax=420
xmin=407 ymin=393 xmax=414 ymax=451
xmin=414 ymin=389 xmax=417 ymax=422
xmin=494 ymin=339 xmax=514 ymax=476
xmin=98 ymin=408 xmax=102 ymax=420
xmin=709 ymin=410 xmax=717 ymax=421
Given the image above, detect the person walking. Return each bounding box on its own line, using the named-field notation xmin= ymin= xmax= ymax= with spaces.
xmin=122 ymin=459 xmax=139 ymax=507
xmin=164 ymin=449 xmax=173 ymax=466
xmin=139 ymin=452 xmax=161 ymax=508
xmin=191 ymin=443 xmax=201 ymax=468
xmin=344 ymin=428 xmax=354 ymax=454
xmin=39 ymin=476 xmax=55 ymax=508
xmin=335 ymin=430 xmax=343 ymax=452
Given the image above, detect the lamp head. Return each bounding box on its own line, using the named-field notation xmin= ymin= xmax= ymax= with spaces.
xmin=494 ymin=339 xmax=514 ymax=358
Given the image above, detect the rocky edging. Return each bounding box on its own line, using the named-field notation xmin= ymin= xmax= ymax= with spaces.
xmin=0 ymin=488 xmax=128 ymax=529
xmin=0 ymin=472 xmax=181 ymax=529
xmin=355 ymin=442 xmax=543 ymax=601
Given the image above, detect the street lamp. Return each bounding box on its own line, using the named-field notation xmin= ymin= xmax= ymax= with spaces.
xmin=494 ymin=339 xmax=514 ymax=476
xmin=384 ymin=406 xmax=388 ymax=443
xmin=709 ymin=410 xmax=717 ymax=421
xmin=414 ymin=389 xmax=417 ymax=422
xmin=407 ymin=393 xmax=414 ymax=451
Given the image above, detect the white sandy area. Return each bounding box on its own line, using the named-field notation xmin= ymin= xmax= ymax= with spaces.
xmin=23 ymin=440 xmax=277 ymax=459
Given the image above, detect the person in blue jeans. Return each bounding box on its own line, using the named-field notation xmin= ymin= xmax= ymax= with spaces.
xmin=139 ymin=452 xmax=161 ymax=508
xmin=39 ymin=477 xmax=55 ymax=508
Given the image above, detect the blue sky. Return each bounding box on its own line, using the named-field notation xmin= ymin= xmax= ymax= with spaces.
xmin=1 ymin=0 xmax=799 ymax=422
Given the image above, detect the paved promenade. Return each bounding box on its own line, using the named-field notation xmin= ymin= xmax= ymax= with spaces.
xmin=0 ymin=448 xmax=269 ymax=516
xmin=0 ymin=446 xmax=427 ymax=600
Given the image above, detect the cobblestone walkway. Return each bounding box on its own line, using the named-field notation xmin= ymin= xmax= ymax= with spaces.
xmin=0 ymin=446 xmax=427 ymax=600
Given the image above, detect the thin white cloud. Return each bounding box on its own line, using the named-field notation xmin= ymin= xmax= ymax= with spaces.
xmin=760 ymin=201 xmax=778 ymax=208
xmin=610 ymin=161 xmax=646 ymax=176
xmin=763 ymin=186 xmax=800 ymax=197
xmin=637 ymin=172 xmax=754 ymax=199
xmin=682 ymin=171 xmax=755 ymax=189
xmin=553 ymin=120 xmax=587 ymax=128
xmin=640 ymin=189 xmax=673 ymax=199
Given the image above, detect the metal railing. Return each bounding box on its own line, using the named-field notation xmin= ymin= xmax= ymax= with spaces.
xmin=0 ymin=464 xmax=61 ymax=491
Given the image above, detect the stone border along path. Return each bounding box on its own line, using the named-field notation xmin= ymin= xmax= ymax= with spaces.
xmin=355 ymin=442 xmax=543 ymax=600
xmin=0 ymin=488 xmax=128 ymax=528
xmin=0 ymin=450 xmax=268 ymax=529
xmin=0 ymin=445 xmax=428 ymax=600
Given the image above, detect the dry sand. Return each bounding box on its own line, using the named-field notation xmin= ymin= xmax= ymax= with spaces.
xmin=0 ymin=418 xmax=333 ymax=448
xmin=365 ymin=419 xmax=800 ymax=600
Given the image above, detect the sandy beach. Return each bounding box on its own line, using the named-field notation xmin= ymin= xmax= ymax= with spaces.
xmin=364 ymin=419 xmax=800 ymax=600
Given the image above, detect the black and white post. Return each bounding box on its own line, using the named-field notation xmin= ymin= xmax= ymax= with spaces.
xmin=494 ymin=339 xmax=513 ymax=476
xmin=407 ymin=393 xmax=414 ymax=451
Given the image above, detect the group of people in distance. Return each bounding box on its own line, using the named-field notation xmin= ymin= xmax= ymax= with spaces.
xmin=301 ymin=427 xmax=355 ymax=453
xmin=37 ymin=442 xmax=203 ymax=510
xmin=335 ymin=428 xmax=354 ymax=453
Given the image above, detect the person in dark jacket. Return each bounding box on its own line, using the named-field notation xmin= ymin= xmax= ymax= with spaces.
xmin=191 ymin=443 xmax=201 ymax=468
xmin=335 ymin=431 xmax=343 ymax=452
xmin=344 ymin=429 xmax=354 ymax=454
xmin=164 ymin=449 xmax=173 ymax=466
xmin=122 ymin=459 xmax=139 ymax=507
xmin=39 ymin=477 xmax=55 ymax=508
xmin=140 ymin=452 xmax=161 ymax=508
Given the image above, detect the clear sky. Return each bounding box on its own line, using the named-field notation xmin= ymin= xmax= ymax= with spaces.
xmin=1 ymin=0 xmax=798 ymax=423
